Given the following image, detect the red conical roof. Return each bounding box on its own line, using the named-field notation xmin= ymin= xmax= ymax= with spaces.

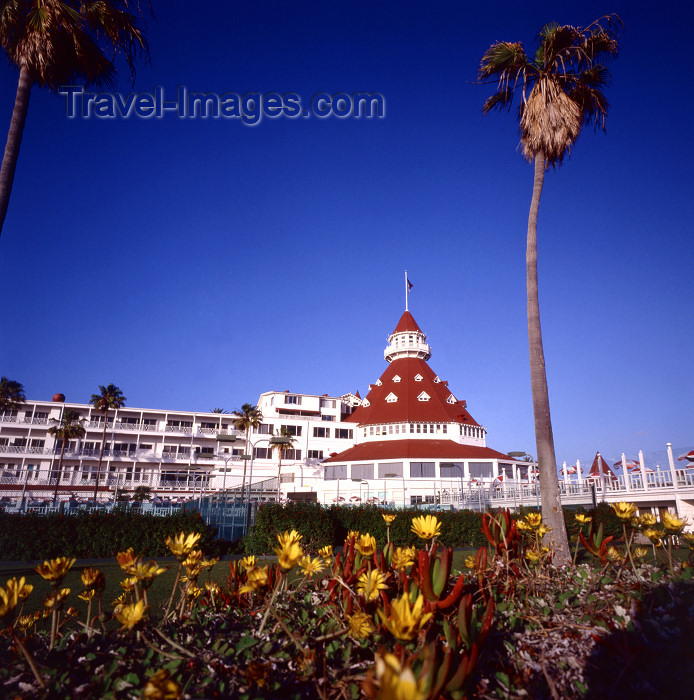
xmin=588 ymin=453 xmax=617 ymax=478
xmin=391 ymin=311 xmax=424 ymax=335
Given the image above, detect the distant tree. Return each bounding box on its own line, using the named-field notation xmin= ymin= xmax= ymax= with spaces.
xmin=478 ymin=15 xmax=620 ymax=565
xmin=132 ymin=485 xmax=152 ymax=502
xmin=48 ymin=408 xmax=85 ymax=502
xmin=89 ymin=384 xmax=126 ymax=502
xmin=270 ymin=427 xmax=296 ymax=503
xmin=0 ymin=0 xmax=149 ymax=239
xmin=0 ymin=376 xmax=24 ymax=411
xmin=230 ymin=403 xmax=262 ymax=502
xmin=210 ymin=408 xmax=228 ymax=414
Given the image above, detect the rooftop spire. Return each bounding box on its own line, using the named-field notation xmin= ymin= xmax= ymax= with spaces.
xmin=384 ymin=311 xmax=431 ymax=362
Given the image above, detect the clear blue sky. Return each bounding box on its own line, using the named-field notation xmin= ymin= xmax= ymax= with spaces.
xmin=1 ymin=0 xmax=692 ymax=467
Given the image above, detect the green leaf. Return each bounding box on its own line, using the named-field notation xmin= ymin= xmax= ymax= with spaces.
xmin=495 ymin=671 xmax=510 ymax=688
xmin=235 ymin=635 xmax=258 ymax=653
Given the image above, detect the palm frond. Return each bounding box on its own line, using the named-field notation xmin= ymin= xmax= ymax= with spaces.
xmin=478 ymin=41 xmax=528 ymax=78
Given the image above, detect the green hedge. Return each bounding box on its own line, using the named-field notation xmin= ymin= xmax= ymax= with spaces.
xmin=245 ymin=504 xmax=488 ymax=554
xmin=0 ymin=510 xmax=221 ymax=561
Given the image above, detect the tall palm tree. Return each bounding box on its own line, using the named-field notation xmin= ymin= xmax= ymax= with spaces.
xmin=478 ymin=16 xmax=620 ymax=564
xmin=270 ymin=427 xmax=296 ymax=503
xmin=89 ymin=383 xmax=126 ymax=502
xmin=0 ymin=375 xmax=25 ymax=412
xmin=0 ymin=0 xmax=149 ymax=239
xmin=48 ymin=408 xmax=85 ymax=503
xmin=230 ymin=403 xmax=262 ymax=502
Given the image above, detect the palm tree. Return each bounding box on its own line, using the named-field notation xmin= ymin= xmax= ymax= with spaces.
xmin=48 ymin=408 xmax=85 ymax=503
xmin=0 ymin=375 xmax=24 ymax=412
xmin=270 ymin=427 xmax=296 ymax=503
xmin=0 ymin=1 xmax=149 ymax=239
xmin=89 ymin=383 xmax=126 ymax=502
xmin=210 ymin=408 xmax=228 ymax=414
xmin=478 ymin=16 xmax=620 ymax=564
xmin=230 ymin=403 xmax=262 ymax=502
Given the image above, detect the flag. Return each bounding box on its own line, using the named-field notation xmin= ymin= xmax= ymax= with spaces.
xmin=407 ymin=277 xmax=413 ymax=290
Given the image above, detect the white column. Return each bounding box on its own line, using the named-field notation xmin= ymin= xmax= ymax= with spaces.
xmin=622 ymin=453 xmax=630 ymax=492
xmin=667 ymin=442 xmax=677 ymax=486
xmin=639 ymin=450 xmax=648 ymax=488
xmin=576 ymin=459 xmax=582 ymax=486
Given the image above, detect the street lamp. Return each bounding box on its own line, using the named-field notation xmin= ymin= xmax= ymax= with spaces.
xmin=215 ymin=433 xmax=238 ymax=504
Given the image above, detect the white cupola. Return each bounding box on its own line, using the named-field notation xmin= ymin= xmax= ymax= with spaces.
xmin=383 ymin=311 xmax=431 ymax=363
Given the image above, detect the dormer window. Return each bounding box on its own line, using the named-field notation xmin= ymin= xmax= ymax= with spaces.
xmin=414 ymin=374 xmax=423 ymax=382
xmin=362 ymin=399 xmax=370 ymax=407
xmin=446 ymin=395 xmax=456 ymax=404
xmin=375 ymin=379 xmax=382 ymax=386
xmin=385 ymin=392 xmax=398 ymax=403
xmin=417 ymin=392 xmax=430 ymax=402
xmin=392 ymin=375 xmax=401 ymax=383
xmin=433 ymin=376 xmax=441 ymax=383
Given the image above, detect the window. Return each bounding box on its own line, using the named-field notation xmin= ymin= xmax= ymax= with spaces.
xmin=447 ymin=395 xmax=456 ymax=404
xmin=120 ymin=416 xmax=138 ymax=425
xmin=256 ymin=424 xmax=272 ymax=435
xmin=324 ymin=464 xmax=347 ymax=480
xmin=320 ymin=398 xmax=336 ymax=409
xmin=433 ymin=376 xmax=441 ymax=383
xmin=385 ymin=392 xmax=398 ymax=403
xmin=140 ymin=443 xmax=153 ymax=451
xmin=414 ymin=374 xmax=423 ymax=382
xmin=410 ymin=495 xmax=423 ymax=504
xmin=285 ymin=394 xmax=301 ymax=405
xmin=281 ymin=425 xmax=302 ymax=437
xmin=284 ymin=449 xmax=302 ymax=460
xmin=469 ymin=462 xmax=493 ymax=478
xmin=200 ymin=421 xmax=217 ymax=429
xmin=375 ymin=379 xmax=382 ymax=386
xmin=441 ymin=463 xmax=465 ymax=479
xmin=417 ymin=392 xmax=430 ymax=402
xmin=335 ymin=429 xmax=353 ymax=440
xmin=321 ymin=415 xmax=335 ymax=421
xmin=361 ymin=399 xmax=370 ymax=407
xmin=308 ymin=450 xmax=324 ymax=460
xmin=410 ymin=462 xmax=435 ymax=478
xmin=351 ymin=463 xmax=374 ymax=480
xmin=313 ymin=427 xmax=330 ymax=438
xmin=280 ymin=473 xmax=295 ymax=483
xmin=254 ymin=447 xmax=272 ymax=459
xmin=378 ymin=462 xmax=403 ymax=478
xmin=392 ymin=375 xmax=401 ymax=383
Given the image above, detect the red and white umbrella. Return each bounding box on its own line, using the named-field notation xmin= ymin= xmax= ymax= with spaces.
xmin=615 ymin=459 xmax=639 ymax=471
xmin=566 ymin=465 xmax=583 ymax=475
xmin=677 ymin=450 xmax=694 ymax=465
xmin=350 ymin=496 xmax=360 ymax=502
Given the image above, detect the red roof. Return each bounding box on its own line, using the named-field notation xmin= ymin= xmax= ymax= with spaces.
xmin=345 ymin=356 xmax=479 ymax=426
xmin=392 ymin=311 xmax=424 ymax=335
xmin=323 ymin=439 xmax=514 ymax=463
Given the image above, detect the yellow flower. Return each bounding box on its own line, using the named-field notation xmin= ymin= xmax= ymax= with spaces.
xmin=611 ymin=502 xmax=637 ymax=521
xmin=186 ymin=584 xmax=203 ymax=599
xmin=378 ymin=593 xmax=433 ymax=641
xmin=463 ymin=555 xmax=476 ymax=570
xmin=131 ymin=561 xmax=167 ymax=586
xmin=682 ymin=533 xmax=694 ymax=549
xmin=120 ymin=576 xmax=139 ymax=593
xmin=375 ymin=653 xmax=426 ymax=700
xmin=17 ymin=614 xmax=36 ymax=632
xmin=633 ymin=547 xmax=649 ymax=560
xmin=524 ymin=512 xmax=543 ymax=529
xmin=318 ymin=545 xmax=333 ymax=560
xmin=44 ymin=588 xmax=70 ymax=610
xmin=346 ymin=530 xmax=360 ymax=542
xmin=240 ymin=555 xmax=257 ymax=570
xmin=516 ymin=519 xmax=533 ymax=532
xmin=392 ymin=546 xmax=416 ymax=572
xmin=6 ymin=576 xmax=32 ymax=601
xmin=536 ymin=524 xmax=552 ymax=538
xmin=239 ymin=565 xmax=269 ymax=594
xmin=116 ymin=548 xmax=139 ymax=573
xmin=661 ymin=511 xmax=688 ymax=533
xmin=205 ymin=581 xmax=221 ymax=596
xmin=34 ymin=557 xmax=76 ymax=584
xmin=164 ymin=532 xmax=202 ymax=560
xmin=81 ymin=567 xmax=103 ymax=591
xmin=299 ymin=556 xmax=324 ymax=577
xmin=112 ymin=592 xmax=127 ymax=608
xmin=355 ymin=533 xmax=377 ymax=557
xmin=524 ymin=549 xmax=541 ymax=564
xmin=66 ymin=606 xmax=80 ymax=618
xmin=78 ymin=589 xmax=96 ymax=602
xmin=143 ymin=669 xmax=182 ymax=700
xmin=0 ymin=580 xmax=19 ymax=619
xmin=410 ymin=515 xmax=441 ymax=541
xmin=639 ymin=513 xmax=657 ymax=527
xmin=116 ymin=600 xmax=147 ymax=629
xmin=382 ymin=514 xmax=397 ymax=525
xmin=277 ymin=530 xmax=303 ymax=547
xmin=606 ymin=546 xmax=623 ymax=562
xmin=275 ymin=540 xmax=303 ymax=571
xmin=575 ymin=513 xmax=592 ymax=524
xmin=346 ymin=611 xmax=374 ymax=639
xmin=357 ymin=570 xmax=387 ymax=601
xmin=643 ymin=528 xmax=663 ymax=545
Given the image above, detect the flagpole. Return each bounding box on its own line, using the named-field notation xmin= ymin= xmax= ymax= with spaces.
xmin=405 ymin=270 xmax=408 ymax=311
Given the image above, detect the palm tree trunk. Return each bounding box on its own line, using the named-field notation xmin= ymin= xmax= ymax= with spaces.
xmin=52 ymin=441 xmax=66 ymax=504
xmin=276 ymin=453 xmax=282 ymax=503
xmin=93 ymin=412 xmax=108 ymax=502
xmin=0 ymin=65 xmax=32 ymax=238
xmin=527 ymin=151 xmax=570 ymax=565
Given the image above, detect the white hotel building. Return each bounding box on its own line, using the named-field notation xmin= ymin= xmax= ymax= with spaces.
xmin=0 ymin=311 xmax=526 ymax=505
